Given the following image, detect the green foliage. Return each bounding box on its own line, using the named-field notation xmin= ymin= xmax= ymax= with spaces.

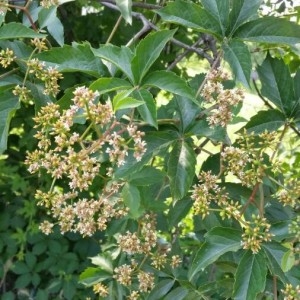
xmin=0 ymin=0 xmax=300 ymax=299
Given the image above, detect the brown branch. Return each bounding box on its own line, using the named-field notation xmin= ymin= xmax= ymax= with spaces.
xmin=240 ymin=182 xmax=260 ymax=215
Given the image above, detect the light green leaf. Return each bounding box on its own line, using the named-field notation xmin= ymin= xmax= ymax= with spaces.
xmin=38 ymin=6 xmax=57 ymax=28
xmin=157 ymin=0 xmax=222 ymax=37
xmin=0 ymin=90 xmax=20 ymax=154
xmin=92 ymin=45 xmax=134 ymax=82
xmin=233 ymin=16 xmax=300 ymax=46
xmin=131 ymin=30 xmax=176 ymax=84
xmin=188 ymin=227 xmax=242 ymax=281
xmin=133 ymin=89 xmax=157 ymax=128
xmin=122 ymin=183 xmax=143 ymax=219
xmin=201 ymin=0 xmax=229 ymax=36
xmin=147 ymin=279 xmax=175 ymax=300
xmin=262 ymin=242 xmax=288 ymax=284
xmin=243 ymin=109 xmax=286 ymax=134
xmin=0 ymin=23 xmax=46 ymax=40
xmin=281 ymin=249 xmax=295 ymax=272
xmin=36 ymin=44 xmax=105 ymax=76
xmin=46 ymin=16 xmax=64 ymax=46
xmin=233 ymin=251 xmax=267 ymax=300
xmin=113 ymin=89 xmax=144 ymax=111
xmin=228 ymin=0 xmax=262 ymax=34
xmin=89 ymin=78 xmax=132 ymax=94
xmin=168 ymin=140 xmax=196 ymax=200
xmin=142 ymin=70 xmax=196 ymax=101
xmin=223 ymin=40 xmax=251 ymax=88
xmin=116 ymin=0 xmax=132 ymax=24
xmin=257 ymin=55 xmax=296 ymax=115
xmin=79 ymin=267 xmax=112 ymax=286
xmin=89 ymin=256 xmax=113 ymax=274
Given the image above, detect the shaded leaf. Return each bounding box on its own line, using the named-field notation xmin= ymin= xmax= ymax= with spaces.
xmin=116 ymin=0 xmax=132 ymax=24
xmin=168 ymin=197 xmax=193 ymax=228
xmin=128 ymin=166 xmax=165 ymax=186
xmin=122 ymin=183 xmax=143 ymax=219
xmin=164 ymin=286 xmax=189 ymax=300
xmin=234 ymin=17 xmax=300 ymax=46
xmin=142 ymin=71 xmax=196 ymax=101
xmin=0 ymin=90 xmax=20 ymax=154
xmin=0 ymin=23 xmax=46 ymax=40
xmin=188 ymin=227 xmax=242 ymax=281
xmin=243 ymin=109 xmax=286 ymax=134
xmin=233 ymin=251 xmax=267 ymax=300
xmin=167 ymin=140 xmax=196 ymax=200
xmin=257 ymin=55 xmax=295 ymax=115
xmin=147 ymin=279 xmax=175 ymax=300
xmin=223 ymin=40 xmax=251 ymax=88
xmin=227 ymin=0 xmax=262 ymax=34
xmin=90 ymin=77 xmax=132 ymax=94
xmin=201 ymin=0 xmax=230 ymax=36
xmin=92 ymin=45 xmax=134 ymax=81
xmin=157 ymin=1 xmax=222 ymax=37
xmin=131 ymin=30 xmax=176 ymax=84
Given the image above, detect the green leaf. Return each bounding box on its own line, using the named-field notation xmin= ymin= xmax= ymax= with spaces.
xmin=116 ymin=0 xmax=132 ymax=24
xmin=133 ymin=89 xmax=157 ymax=128
xmin=92 ymin=45 xmax=134 ymax=82
xmin=167 ymin=140 xmax=196 ymax=200
xmin=0 ymin=23 xmax=46 ymax=40
xmin=131 ymin=30 xmax=176 ymax=84
xmin=90 ymin=77 xmax=132 ymax=94
xmin=79 ymin=267 xmax=112 ymax=286
xmin=36 ymin=44 xmax=105 ymax=76
xmin=113 ymin=93 xmax=144 ymax=112
xmin=168 ymin=197 xmax=193 ymax=228
xmin=0 ymin=90 xmax=20 ymax=154
xmin=147 ymin=279 xmax=175 ymax=300
xmin=223 ymin=40 xmax=251 ymax=88
xmin=142 ymin=71 xmax=196 ymax=101
xmin=188 ymin=227 xmax=242 ymax=281
xmin=201 ymin=0 xmax=229 ymax=36
xmin=164 ymin=286 xmax=188 ymax=300
xmin=257 ymin=55 xmax=296 ymax=115
xmin=227 ymin=0 xmax=262 ymax=34
xmin=243 ymin=109 xmax=286 ymax=134
xmin=233 ymin=251 xmax=267 ymax=300
xmin=233 ymin=17 xmax=300 ymax=46
xmin=90 ymin=255 xmax=113 ymax=274
xmin=14 ymin=273 xmax=32 ymax=289
xmin=128 ymin=166 xmax=165 ymax=186
xmin=122 ymin=183 xmax=143 ymax=219
xmin=157 ymin=1 xmax=222 ymax=36
xmin=281 ymin=249 xmax=295 ymax=272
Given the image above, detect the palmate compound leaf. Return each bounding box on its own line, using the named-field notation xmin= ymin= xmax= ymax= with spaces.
xmin=188 ymin=227 xmax=242 ymax=281
xmin=233 ymin=250 xmax=267 ymax=300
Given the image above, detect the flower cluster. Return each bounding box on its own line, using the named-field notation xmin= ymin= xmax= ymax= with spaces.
xmin=277 ymin=178 xmax=300 ymax=208
xmin=40 ymin=0 xmax=59 ymax=8
xmin=289 ymin=215 xmax=300 ymax=241
xmin=26 ymin=86 xmax=147 ymax=236
xmin=0 ymin=48 xmax=16 ymax=68
xmin=201 ymin=68 xmax=244 ymax=127
xmin=27 ymin=58 xmax=63 ymax=96
xmin=13 ymin=85 xmax=31 ymax=103
xmin=281 ymin=283 xmax=300 ymax=300
xmin=93 ymin=283 xmax=109 ymax=297
xmin=241 ymin=215 xmax=273 ymax=253
xmin=31 ymin=38 xmax=48 ymax=52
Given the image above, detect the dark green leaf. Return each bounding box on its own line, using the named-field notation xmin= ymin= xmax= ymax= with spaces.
xmin=128 ymin=166 xmax=165 ymax=186
xmin=116 ymin=0 xmax=132 ymax=24
xmin=234 ymin=17 xmax=300 ymax=46
xmin=25 ymin=252 xmax=37 ymax=270
xmin=0 ymin=23 xmax=46 ymax=40
xmin=233 ymin=251 xmax=267 ymax=300
xmin=257 ymin=55 xmax=295 ymax=115
xmin=157 ymin=1 xmax=222 ymax=37
xmin=36 ymin=44 xmax=105 ymax=76
xmin=92 ymin=44 xmax=134 ymax=82
xmin=168 ymin=197 xmax=193 ymax=228
xmin=147 ymin=279 xmax=175 ymax=300
xmin=0 ymin=90 xmax=20 ymax=154
xmin=14 ymin=273 xmax=32 ymax=289
xmin=164 ymin=286 xmax=188 ymax=300
xmin=134 ymin=89 xmax=157 ymax=128
xmin=227 ymin=0 xmax=262 ymax=34
xmin=223 ymin=40 xmax=251 ymax=88
xmin=142 ymin=71 xmax=196 ymax=101
xmin=12 ymin=261 xmax=30 ymax=275
xmin=131 ymin=30 xmax=176 ymax=84
xmin=168 ymin=140 xmax=196 ymax=200
xmin=243 ymin=109 xmax=286 ymax=134
xmin=201 ymin=0 xmax=229 ymax=36
xmin=90 ymin=77 xmax=132 ymax=94
xmin=122 ymin=183 xmax=143 ymax=219
xmin=188 ymin=227 xmax=242 ymax=281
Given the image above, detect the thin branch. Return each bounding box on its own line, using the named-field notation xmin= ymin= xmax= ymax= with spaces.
xmin=99 ymin=0 xmax=162 ymax=10
xmin=106 ymin=15 xmax=123 ymax=44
